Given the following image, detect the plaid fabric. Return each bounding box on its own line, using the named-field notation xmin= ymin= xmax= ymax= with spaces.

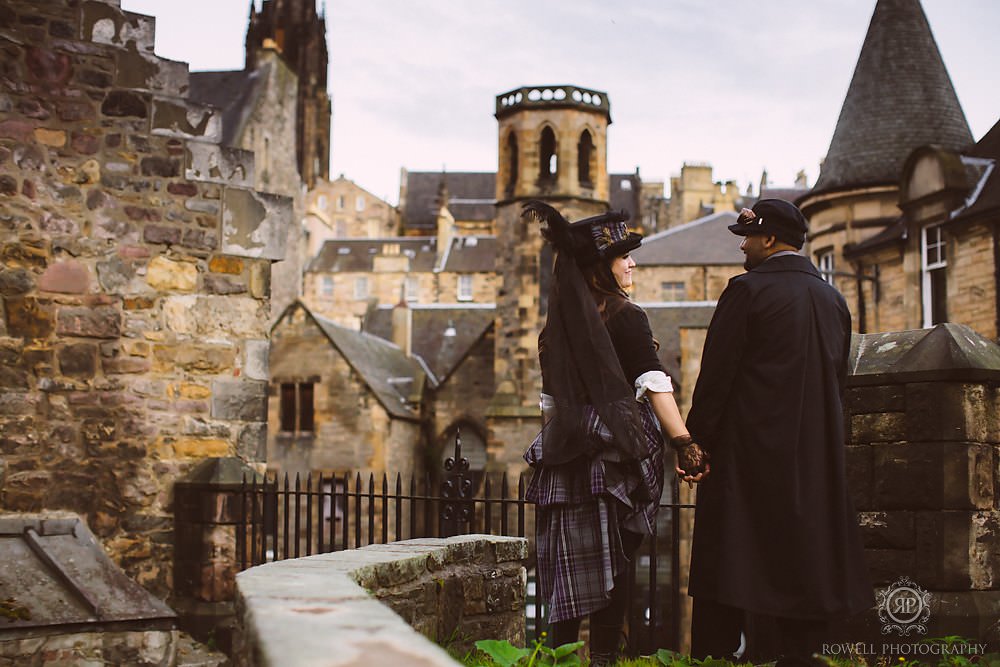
xmin=526 ymin=400 xmax=665 ymax=623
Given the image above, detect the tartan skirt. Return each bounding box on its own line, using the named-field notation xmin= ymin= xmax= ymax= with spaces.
xmin=525 ymin=400 xmax=665 ymax=623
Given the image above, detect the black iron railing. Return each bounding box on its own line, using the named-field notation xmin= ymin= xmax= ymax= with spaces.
xmin=235 ymin=434 xmax=694 ymax=654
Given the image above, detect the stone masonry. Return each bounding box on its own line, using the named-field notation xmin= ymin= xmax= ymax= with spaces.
xmin=0 ymin=0 xmax=291 ymax=599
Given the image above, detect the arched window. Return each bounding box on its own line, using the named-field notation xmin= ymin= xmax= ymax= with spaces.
xmin=578 ymin=129 xmax=593 ymax=187
xmin=506 ymin=132 xmax=518 ymax=196
xmin=539 ymin=126 xmax=557 ymax=183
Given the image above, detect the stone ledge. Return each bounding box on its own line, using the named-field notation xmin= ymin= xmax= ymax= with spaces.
xmin=233 ymin=535 xmax=528 ymax=667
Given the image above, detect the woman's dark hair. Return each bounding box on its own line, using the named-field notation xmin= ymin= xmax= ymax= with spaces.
xmin=580 ymin=254 xmax=630 ymax=322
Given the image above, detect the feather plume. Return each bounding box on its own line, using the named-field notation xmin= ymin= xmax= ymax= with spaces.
xmin=522 ymin=200 xmax=574 ymax=253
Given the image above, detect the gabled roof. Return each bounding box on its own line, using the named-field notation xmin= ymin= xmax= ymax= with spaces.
xmin=307 ymin=237 xmax=438 ymax=273
xmin=953 ymin=118 xmax=1000 ymax=222
xmin=632 ymin=211 xmax=744 ymax=266
xmin=189 ymin=68 xmax=263 ymax=147
xmin=402 ymin=172 xmax=496 ymax=232
xmin=274 ymin=302 xmax=428 ymax=420
xmin=812 ymin=0 xmax=972 ymax=194
xmin=363 ymin=304 xmax=495 ymax=382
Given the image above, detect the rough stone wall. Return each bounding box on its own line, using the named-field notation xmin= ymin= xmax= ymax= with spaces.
xmin=431 ymin=326 xmax=495 ymax=461
xmin=946 ymin=220 xmax=997 ymax=339
xmin=631 ymin=264 xmax=741 ymax=303
xmin=0 ymin=0 xmax=289 ymax=598
xmin=0 ymin=629 xmax=177 ymax=666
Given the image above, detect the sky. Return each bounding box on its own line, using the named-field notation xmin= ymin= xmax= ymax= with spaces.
xmin=121 ymin=0 xmax=999 ymax=205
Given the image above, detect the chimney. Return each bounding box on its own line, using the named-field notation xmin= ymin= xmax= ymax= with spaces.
xmin=392 ymin=296 xmax=412 ymax=357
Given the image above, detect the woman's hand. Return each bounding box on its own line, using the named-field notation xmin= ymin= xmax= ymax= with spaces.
xmin=670 ymin=434 xmax=710 ymax=487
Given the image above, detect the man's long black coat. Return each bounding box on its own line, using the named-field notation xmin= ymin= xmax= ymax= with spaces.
xmin=687 ymin=254 xmax=873 ymax=619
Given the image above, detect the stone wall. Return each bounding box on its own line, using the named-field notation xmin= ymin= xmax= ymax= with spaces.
xmin=0 ymin=0 xmax=290 ymax=598
xmin=631 ymin=264 xmax=740 ymax=303
xmin=232 ymin=535 xmax=528 ymax=667
xmin=0 ymin=629 xmax=177 ymax=666
xmin=844 ymin=324 xmax=1000 ymax=642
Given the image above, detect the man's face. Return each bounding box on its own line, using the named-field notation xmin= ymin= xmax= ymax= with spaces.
xmin=740 ymin=233 xmax=772 ymax=270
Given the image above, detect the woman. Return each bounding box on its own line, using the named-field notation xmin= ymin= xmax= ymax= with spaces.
xmin=522 ymin=201 xmax=708 ymax=665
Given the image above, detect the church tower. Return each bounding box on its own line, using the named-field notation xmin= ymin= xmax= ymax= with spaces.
xmin=488 ymin=85 xmax=613 ymax=467
xmin=245 ymin=0 xmax=331 ymax=187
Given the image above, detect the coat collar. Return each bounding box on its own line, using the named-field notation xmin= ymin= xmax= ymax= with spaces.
xmin=751 ymin=253 xmax=821 ymax=278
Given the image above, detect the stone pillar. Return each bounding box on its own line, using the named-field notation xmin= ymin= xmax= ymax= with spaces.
xmin=844 ymin=323 xmax=1000 ymax=643
xmin=173 ymin=457 xmax=267 ymax=653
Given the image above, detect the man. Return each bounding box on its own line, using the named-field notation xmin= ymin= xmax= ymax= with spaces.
xmin=686 ymin=199 xmax=872 ymax=662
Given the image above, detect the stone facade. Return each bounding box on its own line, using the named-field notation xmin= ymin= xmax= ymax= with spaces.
xmin=0 ymin=629 xmax=178 ymax=666
xmin=666 ymin=163 xmax=740 ymax=229
xmin=0 ymin=0 xmax=290 ymax=599
xmin=631 ymin=264 xmax=739 ymax=303
xmin=304 ymin=175 xmax=400 ymax=257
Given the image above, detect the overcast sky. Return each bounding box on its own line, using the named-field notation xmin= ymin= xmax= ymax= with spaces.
xmin=122 ymin=0 xmax=999 ymax=205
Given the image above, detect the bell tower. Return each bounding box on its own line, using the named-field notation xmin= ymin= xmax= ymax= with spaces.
xmin=488 ymin=85 xmax=613 ymax=467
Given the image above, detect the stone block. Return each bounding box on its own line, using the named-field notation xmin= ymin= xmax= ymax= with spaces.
xmin=4 ymin=297 xmax=55 ymax=339
xmin=212 ymin=379 xmax=268 ymax=422
xmin=184 ymin=142 xmax=253 ymax=188
xmin=913 ymin=511 xmax=976 ymax=590
xmin=156 ymin=343 xmax=234 ymax=374
xmin=873 ymin=442 xmax=994 ymax=510
xmin=162 ymin=295 xmax=268 ymax=338
xmin=56 ymin=305 xmax=121 ymax=339
xmin=58 ymin=343 xmax=98 ymax=377
xmin=845 ymin=444 xmax=872 ymax=509
xmin=151 ymin=98 xmax=221 ymax=142
xmin=221 ymin=188 xmax=291 ymax=261
xmin=237 ymin=422 xmax=267 ymax=460
xmin=208 ymin=256 xmax=244 ymax=275
xmin=146 ymin=255 xmax=197 ymax=291
xmin=84 ymin=5 xmax=156 ymax=53
xmin=115 ymin=49 xmax=189 ymax=96
xmin=851 ymin=412 xmax=906 ymax=443
xmin=0 ymin=268 xmax=34 ymax=296
xmin=905 ymin=382 xmax=991 ymax=443
xmin=858 ymin=511 xmax=914 ymax=549
xmin=101 ymin=90 xmax=149 ymax=118
xmin=846 ymin=385 xmax=906 ymax=415
xmin=38 ymin=259 xmax=90 ymax=294
xmin=243 ymin=339 xmax=269 ymax=381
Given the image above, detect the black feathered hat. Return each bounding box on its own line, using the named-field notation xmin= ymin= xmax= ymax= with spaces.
xmin=523 ymin=200 xmax=642 ymax=264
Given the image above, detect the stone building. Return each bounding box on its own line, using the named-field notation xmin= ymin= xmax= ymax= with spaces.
xmin=665 ymin=163 xmax=741 ymax=230
xmin=400 ymin=171 xmax=497 ymax=236
xmin=630 ymin=210 xmax=745 ymax=303
xmin=798 ymin=0 xmax=976 ymax=334
xmin=304 ymin=175 xmax=400 ymax=258
xmin=0 ymin=0 xmax=291 ymax=601
xmin=245 ymin=0 xmax=331 ymax=188
xmin=267 ymin=301 xmax=428 ymax=480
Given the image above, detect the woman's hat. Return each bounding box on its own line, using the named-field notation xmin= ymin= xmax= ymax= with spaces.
xmin=523 ymin=200 xmax=642 ymax=264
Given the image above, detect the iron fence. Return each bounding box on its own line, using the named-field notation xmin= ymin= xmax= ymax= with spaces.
xmin=235 ymin=435 xmax=694 ymax=655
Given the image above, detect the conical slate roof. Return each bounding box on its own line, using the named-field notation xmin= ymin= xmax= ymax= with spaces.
xmin=812 ymin=0 xmax=973 ymax=194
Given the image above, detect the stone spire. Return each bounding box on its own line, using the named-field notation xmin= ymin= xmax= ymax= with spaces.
xmin=812 ymin=0 xmax=973 ymax=194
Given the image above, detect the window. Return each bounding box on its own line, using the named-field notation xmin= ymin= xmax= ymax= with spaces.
xmin=921 ymin=224 xmax=947 ymax=327
xmin=337 ymin=195 xmax=345 ymax=210
xmin=355 ymin=196 xmax=365 ymax=212
xmin=817 ymin=250 xmax=835 ymax=286
xmin=354 ymin=276 xmax=369 ymax=300
xmin=321 ymin=276 xmax=334 ymax=297
xmin=578 ymin=130 xmax=593 ymax=186
xmin=457 ymin=274 xmax=473 ymax=301
xmin=539 ymin=127 xmax=557 ymax=182
xmin=661 ymin=281 xmax=686 ymax=301
xmin=405 ymin=275 xmax=419 ymax=302
xmin=317 ymin=195 xmax=328 ymax=211
xmin=279 ymin=382 xmax=314 ymax=433
xmin=506 ymin=132 xmax=518 ymax=195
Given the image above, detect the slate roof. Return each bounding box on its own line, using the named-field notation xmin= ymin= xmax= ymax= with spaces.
xmin=402 ymin=172 xmax=496 ymax=232
xmin=189 ymin=68 xmax=263 ymax=147
xmin=640 ymin=303 xmax=717 ymax=390
xmin=632 ymin=211 xmax=744 ymax=266
xmin=364 ymin=304 xmax=495 ymax=382
xmin=276 ymin=302 xmax=428 ymax=420
xmin=812 ymin=0 xmax=973 ymax=194
xmin=306 ymin=238 xmax=438 ymax=273
xmin=440 ymin=236 xmax=497 ymax=272
xmin=759 ymin=187 xmax=809 ymax=205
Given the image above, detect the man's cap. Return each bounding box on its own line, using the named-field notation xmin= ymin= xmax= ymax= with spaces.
xmin=727 ymin=198 xmax=808 ymax=249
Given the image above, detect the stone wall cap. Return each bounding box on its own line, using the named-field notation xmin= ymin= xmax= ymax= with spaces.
xmin=849 ymin=323 xmax=1000 ymax=386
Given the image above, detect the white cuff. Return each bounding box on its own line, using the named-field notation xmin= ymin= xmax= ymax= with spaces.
xmin=539 ymin=392 xmax=556 ymax=419
xmin=634 ymin=370 xmax=673 ymax=402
